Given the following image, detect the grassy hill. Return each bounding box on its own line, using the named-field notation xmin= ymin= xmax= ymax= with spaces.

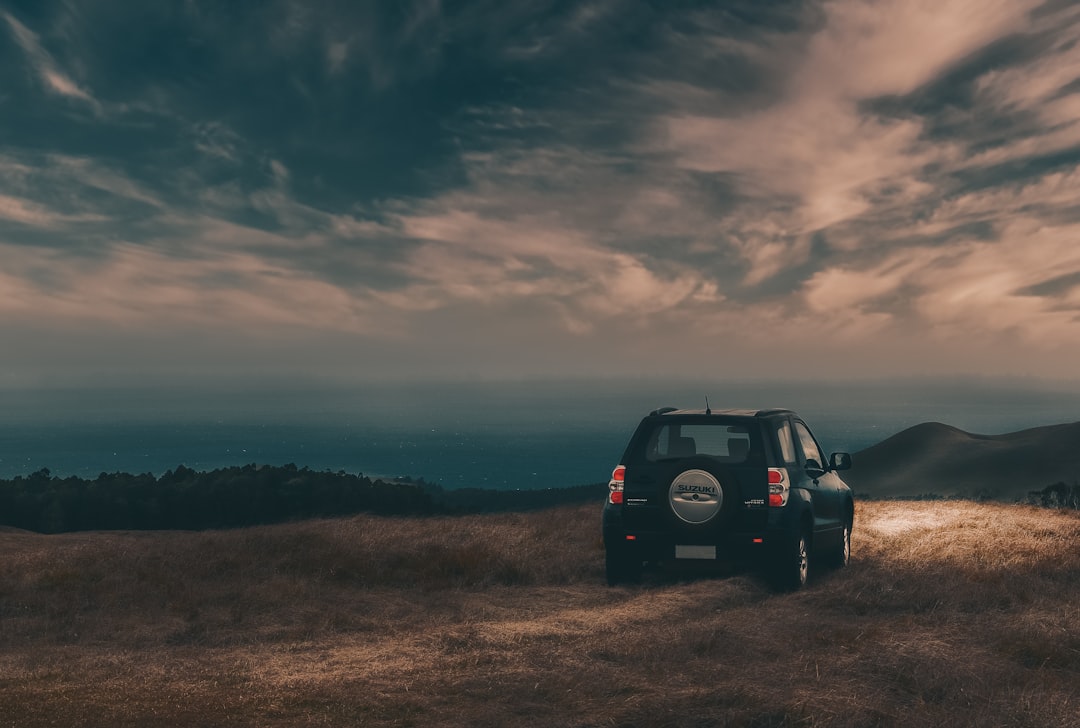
xmin=845 ymin=421 xmax=1080 ymax=500
xmin=1 ymin=500 xmax=1078 ymax=727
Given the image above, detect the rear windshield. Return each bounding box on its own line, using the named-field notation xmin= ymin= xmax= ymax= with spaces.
xmin=638 ymin=419 xmax=759 ymax=463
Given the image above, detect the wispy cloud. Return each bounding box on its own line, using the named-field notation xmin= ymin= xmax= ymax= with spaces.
xmin=0 ymin=194 xmax=66 ymax=228
xmin=0 ymin=240 xmax=381 ymax=334
xmin=0 ymin=153 xmax=159 ymax=236
xmin=2 ymin=10 xmax=101 ymax=112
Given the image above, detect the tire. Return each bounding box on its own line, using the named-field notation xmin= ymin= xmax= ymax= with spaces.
xmin=772 ymin=530 xmax=810 ymax=591
xmin=824 ymin=511 xmax=853 ymax=570
xmin=834 ymin=521 xmax=851 ymax=569
xmin=605 ymin=545 xmax=641 ymax=586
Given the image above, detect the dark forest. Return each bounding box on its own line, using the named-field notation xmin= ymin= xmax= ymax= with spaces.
xmin=0 ymin=465 xmax=605 ymax=533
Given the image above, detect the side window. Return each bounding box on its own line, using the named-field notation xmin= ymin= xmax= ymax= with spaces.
xmin=775 ymin=422 xmax=796 ymax=465
xmin=793 ymin=422 xmax=825 ymax=466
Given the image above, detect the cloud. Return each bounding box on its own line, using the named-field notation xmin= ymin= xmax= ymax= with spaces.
xmin=0 ymin=192 xmax=108 ymax=229
xmin=307 ymin=0 xmax=447 ymax=89
xmin=0 ymin=194 xmax=66 ymax=228
xmin=1019 ymin=271 xmax=1080 ymax=299
xmin=802 ymin=0 xmax=1039 ymax=99
xmin=802 ymin=212 xmax=1080 ymax=349
xmin=0 ymin=240 xmax=381 ymax=335
xmin=914 ymin=218 xmax=1080 ymax=336
xmin=192 ymin=122 xmax=244 ymax=162
xmin=351 ymin=0 xmax=1080 ymax=357
xmin=3 ymin=0 xmax=1080 ymax=381
xmin=391 ymin=204 xmax=703 ymax=324
xmin=2 ymin=10 xmax=101 ymax=112
xmin=45 ymin=155 xmax=164 ymax=210
xmin=649 ymin=0 xmax=1066 ymax=287
xmin=326 ymin=41 xmax=349 ymax=74
xmin=0 ymin=153 xmax=161 ymax=237
xmin=269 ymin=159 xmax=290 ymax=185
xmin=497 ymin=0 xmax=623 ymax=58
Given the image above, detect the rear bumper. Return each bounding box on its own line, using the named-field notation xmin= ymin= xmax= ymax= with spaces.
xmin=603 ymin=503 xmax=787 ymax=564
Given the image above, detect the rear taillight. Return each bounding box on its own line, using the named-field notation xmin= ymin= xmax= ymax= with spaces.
xmin=608 ymin=464 xmax=626 ymax=505
xmin=768 ymin=467 xmax=789 ymax=507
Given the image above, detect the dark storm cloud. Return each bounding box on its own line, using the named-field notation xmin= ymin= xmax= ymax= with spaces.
xmin=4 ymin=1 xmax=479 ymax=206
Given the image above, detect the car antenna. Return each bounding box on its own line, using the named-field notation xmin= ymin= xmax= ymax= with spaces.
xmin=705 ymin=396 xmax=711 ymax=415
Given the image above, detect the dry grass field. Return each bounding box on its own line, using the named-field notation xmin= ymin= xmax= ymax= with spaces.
xmin=1 ymin=500 xmax=1078 ymax=727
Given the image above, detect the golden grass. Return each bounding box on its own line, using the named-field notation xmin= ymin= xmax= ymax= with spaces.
xmin=1 ymin=501 xmax=1078 ymax=727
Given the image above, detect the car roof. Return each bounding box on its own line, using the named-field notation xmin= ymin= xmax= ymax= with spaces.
xmin=648 ymin=407 xmax=795 ymax=418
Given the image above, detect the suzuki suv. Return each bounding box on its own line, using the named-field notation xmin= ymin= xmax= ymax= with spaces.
xmin=602 ymin=407 xmax=853 ymax=589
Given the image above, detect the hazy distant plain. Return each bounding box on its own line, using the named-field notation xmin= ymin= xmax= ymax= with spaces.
xmin=3 ymin=379 xmax=1080 ymax=488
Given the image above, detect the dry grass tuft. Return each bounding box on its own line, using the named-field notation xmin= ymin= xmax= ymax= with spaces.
xmin=1 ymin=501 xmax=1077 ymax=726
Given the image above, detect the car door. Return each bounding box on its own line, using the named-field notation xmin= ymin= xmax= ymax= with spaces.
xmin=791 ymin=420 xmax=842 ymax=532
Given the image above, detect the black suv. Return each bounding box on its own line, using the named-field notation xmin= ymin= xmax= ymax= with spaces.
xmin=602 ymin=407 xmax=853 ymax=589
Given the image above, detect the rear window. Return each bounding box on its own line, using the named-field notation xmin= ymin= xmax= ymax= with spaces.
xmin=641 ymin=420 xmax=757 ymax=463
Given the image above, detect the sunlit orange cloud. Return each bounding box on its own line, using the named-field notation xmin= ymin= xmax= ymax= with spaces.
xmin=803 ymin=0 xmax=1038 ymax=98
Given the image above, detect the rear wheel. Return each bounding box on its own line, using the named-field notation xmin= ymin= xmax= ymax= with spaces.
xmin=835 ymin=521 xmax=851 ymax=568
xmin=825 ymin=511 xmax=853 ymax=569
xmin=772 ymin=530 xmax=809 ymax=591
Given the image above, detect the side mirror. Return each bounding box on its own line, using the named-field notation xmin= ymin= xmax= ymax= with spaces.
xmin=804 ymin=458 xmax=826 ymax=479
xmin=830 ymin=452 xmax=852 ymax=471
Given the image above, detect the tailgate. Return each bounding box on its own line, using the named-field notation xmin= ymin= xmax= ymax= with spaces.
xmin=622 ymin=463 xmax=768 ymax=533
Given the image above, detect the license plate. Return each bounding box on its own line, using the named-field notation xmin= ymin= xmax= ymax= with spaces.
xmin=675 ymin=545 xmax=716 ymax=560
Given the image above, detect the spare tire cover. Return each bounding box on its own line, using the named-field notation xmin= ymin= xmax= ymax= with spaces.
xmin=669 ymin=469 xmax=724 ymax=524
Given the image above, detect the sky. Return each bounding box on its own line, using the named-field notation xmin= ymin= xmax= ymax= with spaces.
xmin=2 ymin=0 xmax=1080 ymax=388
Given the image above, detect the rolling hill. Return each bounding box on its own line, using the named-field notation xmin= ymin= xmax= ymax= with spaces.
xmin=844 ymin=420 xmax=1080 ymax=500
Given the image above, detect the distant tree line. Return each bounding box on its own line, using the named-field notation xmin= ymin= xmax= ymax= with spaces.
xmin=1027 ymin=481 xmax=1080 ymax=509
xmin=0 ymin=465 xmax=606 ymax=534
